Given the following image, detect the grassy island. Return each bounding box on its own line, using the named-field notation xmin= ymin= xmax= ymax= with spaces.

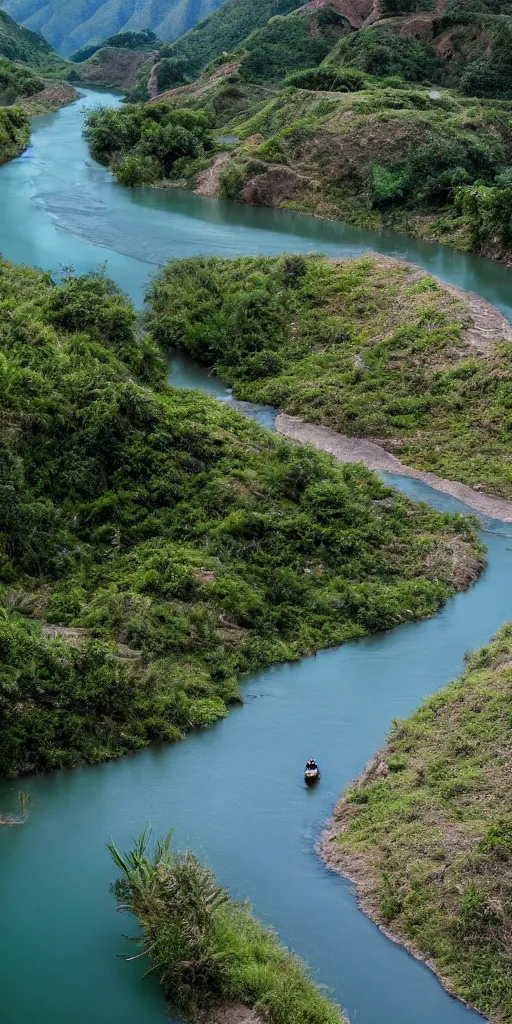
xmin=0 ymin=255 xmax=483 ymax=776
xmin=147 ymin=253 xmax=512 ymax=500
xmin=323 ymin=624 xmax=512 ymax=1023
xmin=109 ymin=830 xmax=346 ymax=1024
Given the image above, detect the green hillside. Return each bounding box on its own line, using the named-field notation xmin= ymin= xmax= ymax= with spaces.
xmin=1 ymin=0 xmax=230 ymax=56
xmin=0 ymin=8 xmax=54 ymax=66
xmin=69 ymin=28 xmax=158 ymax=63
xmin=153 ymin=0 xmax=306 ymax=83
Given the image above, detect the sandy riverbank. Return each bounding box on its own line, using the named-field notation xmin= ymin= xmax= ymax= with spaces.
xmin=276 ymin=413 xmax=512 ymax=523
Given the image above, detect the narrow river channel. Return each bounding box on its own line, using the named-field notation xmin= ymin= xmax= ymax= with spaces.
xmin=1 ymin=87 xmax=511 ymax=1024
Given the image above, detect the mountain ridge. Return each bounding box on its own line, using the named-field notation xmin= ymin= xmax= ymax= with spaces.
xmin=0 ymin=0 xmax=228 ymax=56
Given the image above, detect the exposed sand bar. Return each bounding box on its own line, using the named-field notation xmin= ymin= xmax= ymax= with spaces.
xmin=276 ymin=413 xmax=512 ymax=523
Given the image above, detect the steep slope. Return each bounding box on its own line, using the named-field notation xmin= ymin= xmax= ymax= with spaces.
xmin=0 ymin=7 xmax=56 ymax=65
xmin=0 ymin=0 xmax=228 ymax=56
xmin=149 ymin=0 xmax=310 ymax=83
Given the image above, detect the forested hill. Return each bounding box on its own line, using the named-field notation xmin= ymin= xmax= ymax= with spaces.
xmin=0 ymin=8 xmax=53 ymax=64
xmin=0 ymin=0 xmax=228 ymax=56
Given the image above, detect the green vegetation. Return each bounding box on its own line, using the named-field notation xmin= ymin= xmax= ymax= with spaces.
xmin=0 ymin=9 xmax=52 ymax=65
xmin=110 ymin=830 xmax=346 ymax=1023
xmin=147 ymin=253 xmax=512 ymax=498
xmin=70 ymin=29 xmax=158 ymax=63
xmin=84 ymin=102 xmax=212 ymax=185
xmin=0 ymin=105 xmax=29 ymax=164
xmin=0 ymin=255 xmax=482 ymax=776
xmin=0 ymin=57 xmax=44 ymax=103
xmin=324 ymin=26 xmax=444 ymax=84
xmin=154 ymin=0 xmax=305 ymax=85
xmin=328 ymin=623 xmax=512 ymax=1023
xmin=0 ymin=11 xmax=74 ymax=125
xmin=237 ymin=6 xmax=350 ymax=85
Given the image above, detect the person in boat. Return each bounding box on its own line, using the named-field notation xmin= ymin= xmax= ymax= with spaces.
xmin=305 ymin=759 xmax=318 ymax=772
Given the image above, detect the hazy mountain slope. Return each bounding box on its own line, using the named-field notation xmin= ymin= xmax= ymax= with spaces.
xmin=0 ymin=0 xmax=227 ymax=56
xmin=155 ymin=0 xmax=308 ymax=82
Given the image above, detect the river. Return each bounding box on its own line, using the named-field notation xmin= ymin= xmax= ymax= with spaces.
xmin=1 ymin=87 xmax=511 ymax=1024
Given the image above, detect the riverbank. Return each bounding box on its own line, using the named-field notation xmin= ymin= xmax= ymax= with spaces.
xmin=319 ymin=623 xmax=512 ymax=1023
xmin=148 ymin=252 xmax=512 ymax=502
xmin=18 ymin=81 xmax=79 ymax=115
xmin=2 ymin=87 xmax=510 ymax=1024
xmin=110 ymin=832 xmax=346 ymax=1024
xmin=276 ymin=415 xmax=512 ymax=522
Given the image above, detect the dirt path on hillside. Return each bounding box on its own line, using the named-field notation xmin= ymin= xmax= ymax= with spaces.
xmin=194 ymin=153 xmax=231 ymax=195
xmin=276 ymin=414 xmax=512 ymax=521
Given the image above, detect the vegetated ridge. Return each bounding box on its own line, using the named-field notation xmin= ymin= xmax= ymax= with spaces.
xmin=145 ymin=253 xmax=512 ymax=502
xmin=85 ymin=0 xmax=512 ymax=263
xmin=0 ymin=255 xmax=484 ymax=778
xmin=109 ymin=830 xmax=346 ymax=1023
xmin=321 ymin=623 xmax=512 ymax=1024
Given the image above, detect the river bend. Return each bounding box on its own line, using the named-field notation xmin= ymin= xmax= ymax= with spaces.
xmin=1 ymin=88 xmax=511 ymax=1024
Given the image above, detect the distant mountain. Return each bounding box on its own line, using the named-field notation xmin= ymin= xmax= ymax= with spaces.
xmin=0 ymin=0 xmax=229 ymax=57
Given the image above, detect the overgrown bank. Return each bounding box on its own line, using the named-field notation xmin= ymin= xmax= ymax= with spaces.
xmin=109 ymin=830 xmax=346 ymax=1023
xmin=321 ymin=623 xmax=512 ymax=1024
xmin=0 ymin=256 xmax=483 ymax=777
xmin=147 ymin=253 xmax=512 ymax=501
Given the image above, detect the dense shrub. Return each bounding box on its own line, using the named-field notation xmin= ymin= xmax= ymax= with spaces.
xmin=0 ymin=57 xmax=44 ymax=103
xmin=0 ymin=105 xmax=29 ymax=165
xmin=285 ymin=66 xmax=368 ymax=91
xmin=325 ymin=26 xmax=444 ymax=83
xmin=84 ymin=102 xmax=212 ymax=184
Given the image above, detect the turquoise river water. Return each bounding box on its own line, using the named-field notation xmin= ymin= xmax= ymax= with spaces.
xmin=1 ymin=87 xmax=511 ymax=1024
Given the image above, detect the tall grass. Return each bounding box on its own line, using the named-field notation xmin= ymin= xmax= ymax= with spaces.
xmin=0 ymin=791 xmax=30 ymax=826
xmin=109 ymin=830 xmax=345 ymax=1023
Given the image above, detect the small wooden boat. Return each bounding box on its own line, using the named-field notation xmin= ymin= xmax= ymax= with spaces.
xmin=304 ymin=764 xmax=320 ymax=785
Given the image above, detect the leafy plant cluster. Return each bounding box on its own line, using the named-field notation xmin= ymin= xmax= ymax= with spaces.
xmin=147 ymin=252 xmax=512 ymax=498
xmin=0 ymin=256 xmax=480 ymax=776
xmin=84 ymin=101 xmax=212 ymax=186
xmin=456 ymin=173 xmax=512 ymax=252
xmin=109 ymin=829 xmax=346 ymax=1023
xmin=333 ymin=623 xmax=512 ymax=1023
xmin=324 ymin=27 xmax=445 ymax=84
xmin=284 ymin=66 xmax=368 ymax=92
xmin=0 ymin=56 xmax=44 ymax=103
xmin=0 ymin=104 xmax=29 ymax=164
